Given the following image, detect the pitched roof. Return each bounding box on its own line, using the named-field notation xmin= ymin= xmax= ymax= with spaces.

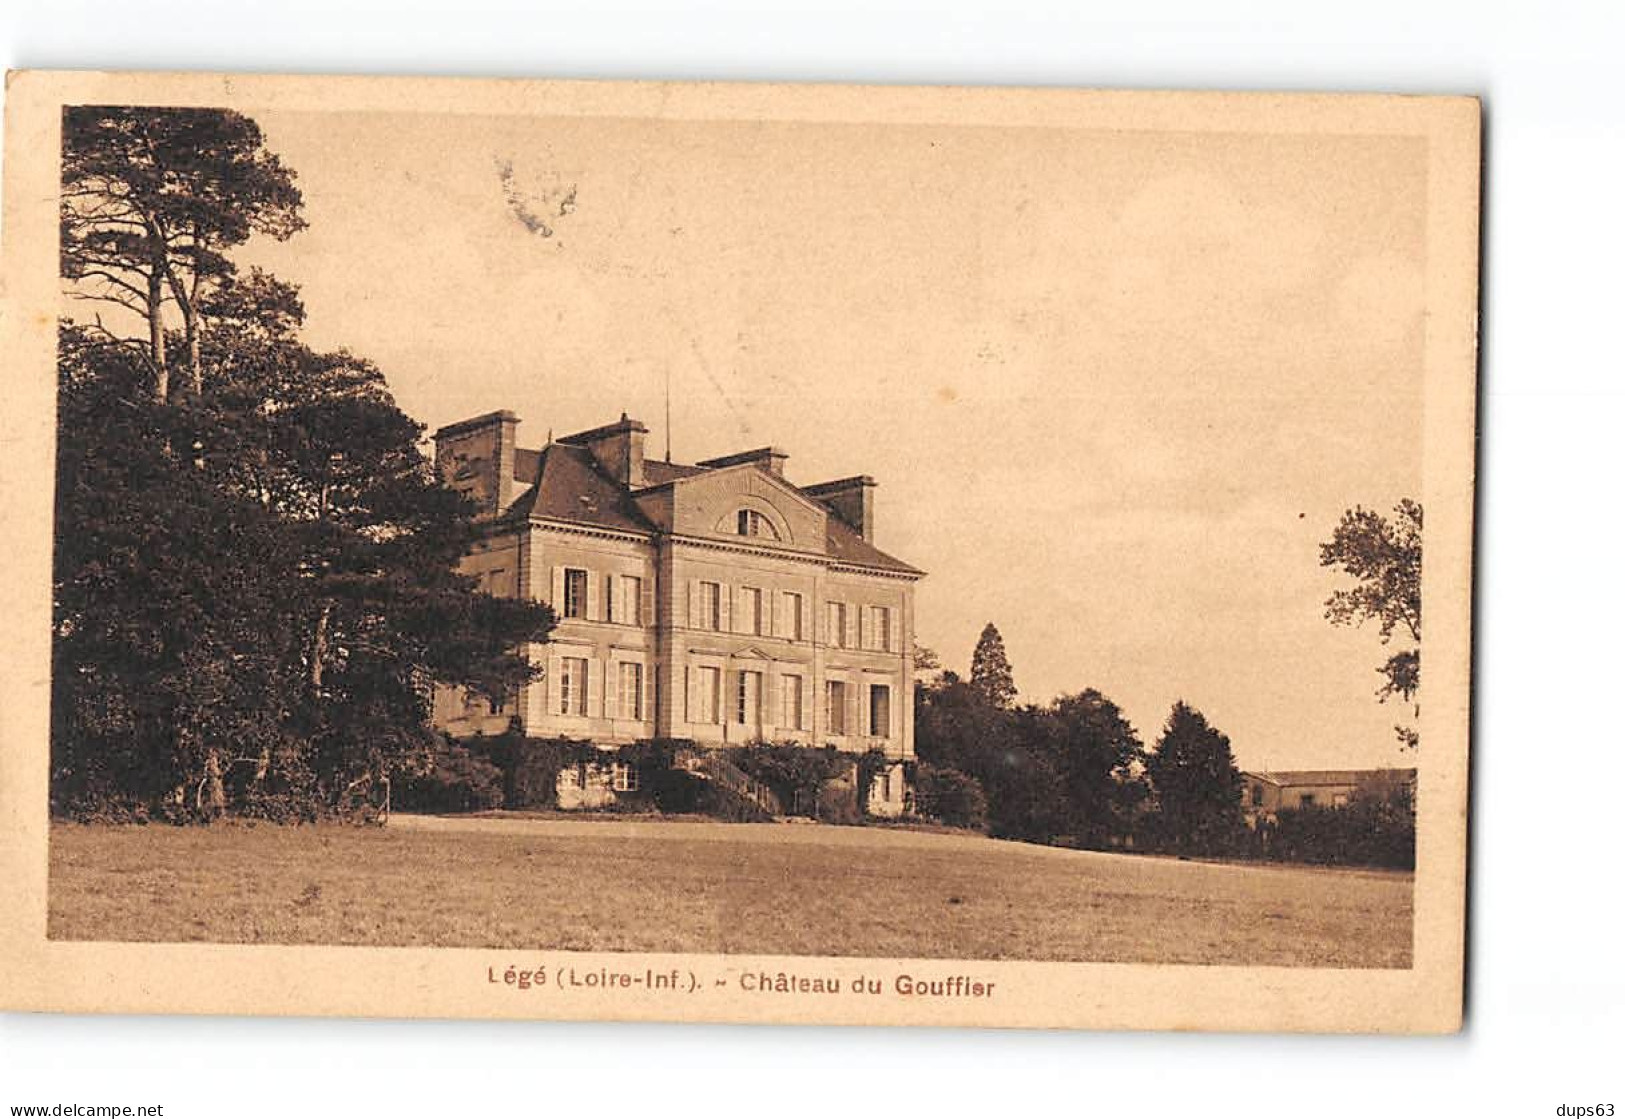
xmin=639 ymin=459 xmax=709 ymax=487
xmin=499 ymin=434 xmax=922 ymax=574
xmin=819 ymin=509 xmax=923 ymax=574
xmin=505 ymin=443 xmax=656 ymax=534
xmin=1246 ymin=769 xmax=1416 ymax=788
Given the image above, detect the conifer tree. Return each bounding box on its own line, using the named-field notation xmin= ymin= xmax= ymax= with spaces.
xmin=969 ymin=622 xmax=1017 ymax=709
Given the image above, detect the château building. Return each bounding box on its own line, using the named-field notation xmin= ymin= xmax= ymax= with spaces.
xmin=429 ymin=410 xmax=924 ymax=815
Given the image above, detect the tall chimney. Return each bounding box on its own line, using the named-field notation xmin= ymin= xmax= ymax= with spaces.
xmin=558 ymin=413 xmax=648 ymax=488
xmin=432 ymin=410 xmax=519 ymax=517
xmin=803 ymin=475 xmax=877 ymax=541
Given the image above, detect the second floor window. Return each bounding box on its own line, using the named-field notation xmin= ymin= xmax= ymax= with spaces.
xmin=611 ymin=574 xmax=643 ymax=625
xmin=781 ymin=591 xmax=803 ymax=640
xmin=741 ymin=586 xmax=764 ymax=635
xmin=563 ymin=568 xmax=588 ymax=619
xmin=701 ymin=582 xmax=722 ymax=630
xmin=869 ymin=606 xmax=892 ymax=652
xmin=827 ymin=601 xmax=847 ymax=648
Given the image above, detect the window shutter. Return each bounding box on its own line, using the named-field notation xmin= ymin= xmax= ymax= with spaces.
xmin=688 ymin=579 xmax=701 ymax=629
xmin=761 ymin=589 xmax=773 ymax=637
xmin=583 ymin=659 xmax=599 ymax=717
xmin=802 ymin=594 xmax=812 ymax=644
xmin=551 ymin=566 xmax=565 ymax=611
xmin=605 ymin=660 xmax=619 ymax=719
xmin=548 ymin=653 xmax=563 ymax=715
xmin=640 ymin=576 xmax=655 ymax=629
xmin=845 ymin=606 xmax=858 ymax=650
xmin=848 ymin=682 xmax=861 ymax=739
xmin=604 ymin=574 xmax=617 ymax=624
xmin=890 ymin=606 xmax=901 ymax=655
xmin=857 ymin=607 xmax=867 ymax=650
xmin=586 ymin=570 xmax=601 ymax=622
xmin=685 ymin=666 xmax=697 ymax=723
xmin=763 ymin=669 xmax=778 ymax=731
xmin=719 ymin=585 xmax=733 ymax=633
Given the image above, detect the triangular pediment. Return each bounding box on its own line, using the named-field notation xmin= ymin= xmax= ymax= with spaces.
xmin=658 ymin=463 xmax=828 ymax=552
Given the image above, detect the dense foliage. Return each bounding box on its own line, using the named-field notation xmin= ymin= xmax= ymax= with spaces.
xmin=52 ymin=108 xmax=555 ymax=822
xmin=1142 ymin=701 xmax=1245 ymax=856
xmin=1321 ymin=499 xmax=1422 ymax=750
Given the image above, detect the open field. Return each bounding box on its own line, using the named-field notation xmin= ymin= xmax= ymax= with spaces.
xmin=49 ymin=816 xmax=1413 ymax=966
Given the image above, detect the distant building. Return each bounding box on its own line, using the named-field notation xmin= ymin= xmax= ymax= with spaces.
xmin=1240 ymin=768 xmax=1417 ymax=827
xmin=428 ymin=410 xmax=924 ymax=816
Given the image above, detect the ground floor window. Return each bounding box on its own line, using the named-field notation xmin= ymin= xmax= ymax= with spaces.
xmin=781 ymin=674 xmax=804 ymax=730
xmin=826 ymin=680 xmax=848 ymax=735
xmin=618 ymin=661 xmax=644 ymax=720
xmin=736 ymin=670 xmax=762 ymax=726
xmin=694 ymin=665 xmax=721 ymax=724
xmin=559 ymin=656 xmax=588 ymax=716
xmin=868 ymin=683 xmax=891 ymax=737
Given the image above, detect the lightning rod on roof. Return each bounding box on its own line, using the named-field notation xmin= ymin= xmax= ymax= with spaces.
xmin=664 ymin=363 xmax=673 ymax=463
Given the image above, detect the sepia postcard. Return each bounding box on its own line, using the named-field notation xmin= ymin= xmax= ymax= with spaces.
xmin=0 ymin=70 xmax=1479 ymax=1032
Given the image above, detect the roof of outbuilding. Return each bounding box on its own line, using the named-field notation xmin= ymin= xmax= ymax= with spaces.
xmin=1245 ymin=769 xmax=1417 ymax=787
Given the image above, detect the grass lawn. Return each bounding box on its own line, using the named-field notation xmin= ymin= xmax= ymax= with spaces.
xmin=49 ymin=815 xmax=1412 ymax=967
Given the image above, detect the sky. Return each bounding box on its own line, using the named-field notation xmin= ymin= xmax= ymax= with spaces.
xmin=234 ymin=108 xmax=1427 ymax=771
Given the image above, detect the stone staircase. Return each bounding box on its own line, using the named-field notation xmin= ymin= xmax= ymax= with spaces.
xmin=675 ymin=747 xmax=783 ymax=818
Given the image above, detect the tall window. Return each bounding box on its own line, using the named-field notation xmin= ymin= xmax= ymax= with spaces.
xmin=558 ymin=656 xmax=588 ymax=716
xmin=735 ymin=670 xmax=762 ymax=726
xmin=781 ymin=674 xmax=805 ymax=730
xmin=826 ymin=680 xmax=848 ymax=735
xmin=741 ymin=587 xmax=764 ymax=635
xmin=618 ymin=662 xmax=644 ymax=721
xmin=870 ymin=606 xmax=892 ymax=652
xmin=696 ymin=666 xmax=721 ymax=724
xmin=781 ymin=591 xmax=803 ymax=641
xmin=826 ymin=601 xmax=847 ymax=648
xmin=868 ymin=684 xmax=891 ymax=738
xmin=700 ymin=582 xmax=722 ymax=630
xmin=612 ymin=575 xmax=642 ymax=625
xmin=563 ymin=568 xmax=588 ymax=619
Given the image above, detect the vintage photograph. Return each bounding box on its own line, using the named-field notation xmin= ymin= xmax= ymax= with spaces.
xmin=1 ymin=73 xmax=1479 ymax=1030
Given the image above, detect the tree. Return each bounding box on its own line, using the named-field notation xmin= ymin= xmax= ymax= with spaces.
xmin=1144 ymin=701 xmax=1243 ymax=855
xmin=969 ymin=622 xmax=1017 ymax=709
xmin=51 ymin=111 xmax=557 ymax=820
xmin=1321 ymin=499 xmax=1422 ymax=750
xmin=61 ymin=106 xmax=305 ymax=401
xmin=1030 ymin=689 xmax=1147 ymax=848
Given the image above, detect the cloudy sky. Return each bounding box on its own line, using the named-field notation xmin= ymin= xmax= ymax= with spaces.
xmin=238 ymin=108 xmax=1427 ymax=771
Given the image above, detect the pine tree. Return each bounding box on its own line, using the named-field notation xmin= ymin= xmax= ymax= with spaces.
xmin=968 ymin=622 xmax=1017 ymax=709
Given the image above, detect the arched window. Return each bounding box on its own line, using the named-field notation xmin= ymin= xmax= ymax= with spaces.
xmin=735 ymin=509 xmax=781 ymax=540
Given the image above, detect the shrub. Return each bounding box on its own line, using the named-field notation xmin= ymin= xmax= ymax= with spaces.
xmin=394 ymin=741 xmax=505 ymax=814
xmin=912 ymin=763 xmax=988 ymax=831
xmin=727 ymin=741 xmax=853 ymax=818
xmin=1261 ymin=781 xmax=1415 ymax=869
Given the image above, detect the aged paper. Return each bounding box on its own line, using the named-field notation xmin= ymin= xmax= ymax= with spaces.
xmin=0 ymin=70 xmax=1479 ymax=1031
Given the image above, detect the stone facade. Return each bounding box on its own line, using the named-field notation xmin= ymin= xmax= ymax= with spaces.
xmin=429 ymin=411 xmax=925 ymax=816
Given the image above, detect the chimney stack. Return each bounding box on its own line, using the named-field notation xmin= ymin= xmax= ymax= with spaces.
xmin=432 ymin=410 xmax=520 ymax=517
xmin=558 ymin=413 xmax=648 ymax=488
xmin=803 ymin=475 xmax=877 ymax=541
xmin=696 ymin=446 xmax=790 ymax=477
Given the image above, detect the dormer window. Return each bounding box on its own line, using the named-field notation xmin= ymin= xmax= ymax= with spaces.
xmin=736 ymin=509 xmax=780 ymax=539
